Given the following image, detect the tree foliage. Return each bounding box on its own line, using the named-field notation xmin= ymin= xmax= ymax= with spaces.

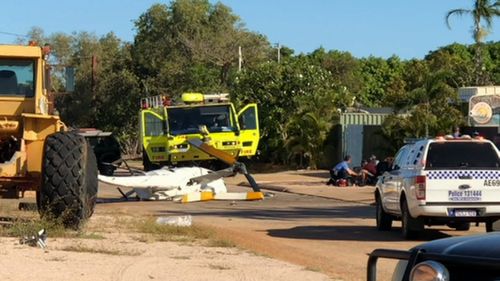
xmin=131 ymin=0 xmax=269 ymax=97
xmin=20 ymin=0 xmax=498 ymax=166
xmin=233 ymin=58 xmax=345 ymax=166
xmin=446 ymin=0 xmax=500 ymax=43
xmin=445 ymin=0 xmax=500 ymax=84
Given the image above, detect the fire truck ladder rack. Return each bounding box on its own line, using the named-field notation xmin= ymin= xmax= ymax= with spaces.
xmin=141 ymin=95 xmax=166 ymax=109
xmin=141 ymin=93 xmax=230 ymax=109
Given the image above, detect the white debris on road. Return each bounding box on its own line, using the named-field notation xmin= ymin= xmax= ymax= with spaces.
xmin=98 ymin=167 xmax=227 ymax=201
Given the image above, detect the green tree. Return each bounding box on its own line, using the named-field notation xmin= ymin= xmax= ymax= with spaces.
xmin=307 ymin=48 xmax=362 ymax=95
xmin=132 ymin=0 xmax=269 ymax=97
xmin=425 ymin=43 xmax=476 ymax=87
xmin=382 ymin=71 xmax=464 ymax=152
xmin=446 ymin=0 xmax=500 ymax=43
xmin=232 ymin=58 xmax=343 ymax=165
xmin=284 ymin=90 xmax=339 ymax=168
xmin=358 ymin=55 xmax=405 ymax=107
xmin=445 ymin=0 xmax=500 ymax=84
xmin=56 ymin=32 xmax=101 ymax=127
xmin=485 ymin=41 xmax=500 ymax=83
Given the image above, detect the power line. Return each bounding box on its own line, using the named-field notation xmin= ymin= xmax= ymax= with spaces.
xmin=0 ymin=31 xmax=28 ymax=38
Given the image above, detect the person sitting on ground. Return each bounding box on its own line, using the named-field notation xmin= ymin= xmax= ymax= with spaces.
xmin=362 ymin=159 xmax=378 ymax=185
xmin=327 ymin=155 xmax=359 ymax=185
xmin=376 ymin=157 xmax=394 ymax=176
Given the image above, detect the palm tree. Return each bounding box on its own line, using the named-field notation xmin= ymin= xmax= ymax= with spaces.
xmin=445 ymin=0 xmax=500 ymax=85
xmin=446 ymin=0 xmax=500 ymax=44
xmin=284 ymin=91 xmax=338 ymax=169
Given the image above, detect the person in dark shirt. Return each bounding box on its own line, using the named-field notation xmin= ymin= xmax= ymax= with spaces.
xmin=376 ymin=157 xmax=394 ymax=176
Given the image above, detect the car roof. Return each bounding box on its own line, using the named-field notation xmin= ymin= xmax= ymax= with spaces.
xmin=411 ymin=136 xmax=496 ymax=146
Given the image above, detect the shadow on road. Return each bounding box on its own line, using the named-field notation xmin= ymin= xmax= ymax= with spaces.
xmin=266 ymin=225 xmax=451 ymax=242
xmin=296 ymin=171 xmax=330 ymax=179
xmin=156 ymin=204 xmax=376 ymax=220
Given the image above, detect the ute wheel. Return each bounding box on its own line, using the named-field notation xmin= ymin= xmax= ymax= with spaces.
xmin=38 ymin=132 xmax=98 ymax=228
xmin=375 ymin=194 xmax=393 ymax=231
xmin=401 ymin=199 xmax=423 ymax=239
xmin=486 ymin=220 xmax=497 ymax=232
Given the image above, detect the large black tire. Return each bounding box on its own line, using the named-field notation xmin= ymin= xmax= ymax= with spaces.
xmin=38 ymin=132 xmax=98 ymax=228
xmin=401 ymin=199 xmax=423 ymax=239
xmin=375 ymin=193 xmax=393 ymax=231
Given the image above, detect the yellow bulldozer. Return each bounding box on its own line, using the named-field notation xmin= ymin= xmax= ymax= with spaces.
xmin=0 ymin=43 xmax=97 ymax=227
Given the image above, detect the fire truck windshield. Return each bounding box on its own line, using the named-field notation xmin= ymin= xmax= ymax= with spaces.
xmin=167 ymin=105 xmax=235 ymax=135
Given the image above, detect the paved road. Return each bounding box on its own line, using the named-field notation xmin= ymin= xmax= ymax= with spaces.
xmin=96 ymin=170 xmax=487 ymax=281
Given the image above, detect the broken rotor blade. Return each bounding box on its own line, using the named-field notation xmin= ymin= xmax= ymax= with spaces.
xmin=233 ymin=162 xmax=260 ymax=192
xmin=189 ymin=167 xmax=236 ymax=185
xmin=187 ymin=139 xmax=237 ymax=165
xmin=188 ymin=139 xmax=261 ymax=193
xmin=244 ymin=172 xmax=261 ymax=192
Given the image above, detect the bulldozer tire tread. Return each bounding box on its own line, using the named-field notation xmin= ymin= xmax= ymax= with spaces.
xmin=39 ymin=131 xmax=97 ymax=228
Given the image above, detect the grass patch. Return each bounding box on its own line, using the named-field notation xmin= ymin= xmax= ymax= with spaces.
xmin=208 ymin=264 xmax=231 ymax=270
xmin=76 ymin=232 xmax=105 ymax=240
xmin=47 ymin=256 xmax=66 ymax=262
xmin=304 ymin=266 xmax=323 ymax=273
xmin=132 ymin=235 xmax=152 ymax=243
xmin=60 ymin=244 xmax=141 ymax=256
xmin=0 ymin=215 xmax=106 ymax=241
xmin=133 ymin=217 xmax=237 ymax=248
xmin=0 ymin=217 xmax=67 ymax=238
xmin=136 ymin=217 xmax=212 ymax=241
xmin=204 ymin=238 xmax=236 ymax=248
xmin=171 ymin=255 xmax=191 ymax=260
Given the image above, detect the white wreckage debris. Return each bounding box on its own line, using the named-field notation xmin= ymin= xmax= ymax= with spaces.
xmin=98 ymin=166 xmax=264 ymax=202
xmin=19 ymin=229 xmax=47 ymax=249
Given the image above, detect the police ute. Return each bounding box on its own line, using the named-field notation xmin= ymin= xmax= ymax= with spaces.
xmin=375 ymin=134 xmax=500 ymax=239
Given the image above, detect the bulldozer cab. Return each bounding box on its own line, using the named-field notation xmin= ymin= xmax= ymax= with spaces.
xmin=0 ymin=45 xmax=59 ymax=176
xmin=140 ymin=93 xmax=259 ymax=167
xmin=0 ymin=46 xmax=47 ymax=118
xmin=0 ymin=44 xmax=98 ymax=228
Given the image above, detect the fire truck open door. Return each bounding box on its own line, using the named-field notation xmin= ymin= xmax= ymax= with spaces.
xmin=141 ymin=110 xmax=168 ymax=162
xmin=237 ymin=104 xmax=259 ymax=156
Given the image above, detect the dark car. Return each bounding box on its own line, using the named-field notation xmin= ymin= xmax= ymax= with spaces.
xmin=368 ymin=232 xmax=500 ymax=281
xmin=78 ymin=129 xmax=122 ymax=176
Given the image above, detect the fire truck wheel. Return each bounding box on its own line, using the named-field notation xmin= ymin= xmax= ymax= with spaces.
xmin=38 ymin=132 xmax=98 ymax=228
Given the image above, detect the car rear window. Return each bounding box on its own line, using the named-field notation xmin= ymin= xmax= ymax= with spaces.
xmin=426 ymin=142 xmax=500 ymax=169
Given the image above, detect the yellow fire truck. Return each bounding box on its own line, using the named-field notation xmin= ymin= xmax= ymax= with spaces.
xmin=139 ymin=93 xmax=259 ymax=170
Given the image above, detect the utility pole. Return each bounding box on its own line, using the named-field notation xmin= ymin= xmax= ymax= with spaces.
xmin=91 ymin=55 xmax=98 ymax=92
xmin=238 ymin=46 xmax=242 ymax=72
xmin=276 ymin=43 xmax=281 ymax=63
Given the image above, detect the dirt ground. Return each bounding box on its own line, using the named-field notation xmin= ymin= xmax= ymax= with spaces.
xmin=0 ymin=212 xmax=331 ymax=281
xmin=0 ymin=169 xmax=488 ymax=281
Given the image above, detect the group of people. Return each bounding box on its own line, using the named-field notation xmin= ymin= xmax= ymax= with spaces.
xmin=326 ymin=154 xmax=394 ymax=186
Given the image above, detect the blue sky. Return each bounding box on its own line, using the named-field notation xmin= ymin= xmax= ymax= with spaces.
xmin=0 ymin=0 xmax=498 ymax=59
